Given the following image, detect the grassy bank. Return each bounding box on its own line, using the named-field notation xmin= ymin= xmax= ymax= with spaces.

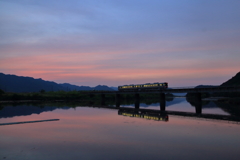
xmin=0 ymin=90 xmax=94 ymax=101
xmin=0 ymin=90 xmax=174 ymax=104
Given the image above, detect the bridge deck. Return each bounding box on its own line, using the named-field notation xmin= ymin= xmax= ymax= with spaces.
xmin=81 ymin=86 xmax=240 ymax=94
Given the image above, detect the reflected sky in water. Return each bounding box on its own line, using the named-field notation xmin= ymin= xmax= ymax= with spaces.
xmin=122 ymin=98 xmax=230 ymax=115
xmin=0 ymin=99 xmax=240 ymax=160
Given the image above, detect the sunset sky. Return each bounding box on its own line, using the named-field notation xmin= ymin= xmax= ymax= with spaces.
xmin=0 ymin=0 xmax=240 ymax=87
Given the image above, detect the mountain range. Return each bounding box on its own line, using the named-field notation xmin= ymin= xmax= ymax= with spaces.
xmin=0 ymin=73 xmax=115 ymax=93
xmin=0 ymin=71 xmax=239 ymax=93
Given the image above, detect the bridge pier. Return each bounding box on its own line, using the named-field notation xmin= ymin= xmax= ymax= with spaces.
xmin=115 ymin=94 xmax=121 ymax=108
xmin=135 ymin=102 xmax=140 ymax=109
xmin=195 ymin=93 xmax=202 ymax=114
xmin=160 ymin=101 xmax=166 ymax=111
xmin=160 ymin=93 xmax=166 ymax=111
xmin=101 ymin=94 xmax=105 ymax=105
xmin=135 ymin=93 xmax=140 ymax=109
xmin=88 ymin=94 xmax=95 ymax=106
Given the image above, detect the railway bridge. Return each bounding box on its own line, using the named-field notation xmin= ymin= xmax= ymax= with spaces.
xmin=82 ymin=86 xmax=240 ymax=114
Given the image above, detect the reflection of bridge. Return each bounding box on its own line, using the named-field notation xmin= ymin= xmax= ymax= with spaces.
xmin=1 ymin=104 xmax=239 ymax=123
xmin=90 ymin=106 xmax=240 ymax=123
xmin=118 ymin=109 xmax=169 ymax=122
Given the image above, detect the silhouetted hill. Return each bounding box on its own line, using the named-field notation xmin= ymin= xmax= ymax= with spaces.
xmin=188 ymin=71 xmax=240 ymax=89
xmin=0 ymin=73 xmax=114 ymax=93
xmin=94 ymin=85 xmax=114 ymax=91
xmin=194 ymin=85 xmax=218 ymax=88
xmin=216 ymin=71 xmax=240 ymax=97
xmin=0 ymin=73 xmax=66 ymax=93
xmin=60 ymin=83 xmax=114 ymax=91
xmin=221 ymin=72 xmax=240 ymax=86
xmin=60 ymin=83 xmax=92 ymax=91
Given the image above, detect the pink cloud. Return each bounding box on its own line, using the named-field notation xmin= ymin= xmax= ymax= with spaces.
xmin=1 ymin=40 xmax=239 ymax=87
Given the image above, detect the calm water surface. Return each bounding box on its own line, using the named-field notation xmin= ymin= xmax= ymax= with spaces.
xmin=1 ymin=98 xmax=240 ymax=160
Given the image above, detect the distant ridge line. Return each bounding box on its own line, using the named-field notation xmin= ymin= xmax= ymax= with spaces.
xmin=0 ymin=72 xmax=114 ymax=92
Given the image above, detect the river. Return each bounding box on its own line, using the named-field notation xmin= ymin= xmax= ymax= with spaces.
xmin=0 ymin=98 xmax=240 ymax=160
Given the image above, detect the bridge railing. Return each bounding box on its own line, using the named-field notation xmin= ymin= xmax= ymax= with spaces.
xmin=78 ymin=85 xmax=240 ymax=93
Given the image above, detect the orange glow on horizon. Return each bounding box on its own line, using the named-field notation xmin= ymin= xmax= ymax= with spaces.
xmin=1 ymin=47 xmax=239 ymax=86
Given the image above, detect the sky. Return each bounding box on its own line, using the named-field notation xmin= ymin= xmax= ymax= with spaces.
xmin=0 ymin=0 xmax=240 ymax=87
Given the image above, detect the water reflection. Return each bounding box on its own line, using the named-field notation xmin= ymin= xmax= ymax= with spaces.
xmin=118 ymin=108 xmax=169 ymax=122
xmin=1 ymin=98 xmax=240 ymax=160
xmin=0 ymin=97 xmax=240 ymax=123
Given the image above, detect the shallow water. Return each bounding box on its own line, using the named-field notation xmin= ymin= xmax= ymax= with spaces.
xmin=1 ymin=98 xmax=240 ymax=160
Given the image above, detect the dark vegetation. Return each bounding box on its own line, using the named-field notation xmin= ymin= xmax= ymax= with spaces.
xmin=186 ymin=85 xmax=214 ymax=99
xmin=0 ymin=90 xmax=174 ymax=105
xmin=0 ymin=90 xmax=93 ymax=101
xmin=0 ymin=89 xmax=5 ymax=95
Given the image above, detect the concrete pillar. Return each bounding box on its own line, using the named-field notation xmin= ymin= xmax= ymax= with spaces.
xmin=195 ymin=93 xmax=202 ymax=114
xmin=115 ymin=94 xmax=121 ymax=108
xmin=116 ymin=102 xmax=120 ymax=108
xmin=160 ymin=93 xmax=166 ymax=101
xmin=135 ymin=101 xmax=140 ymax=109
xmin=160 ymin=93 xmax=166 ymax=111
xmin=101 ymin=94 xmax=105 ymax=105
xmin=135 ymin=93 xmax=140 ymax=109
xmin=160 ymin=100 xmax=166 ymax=111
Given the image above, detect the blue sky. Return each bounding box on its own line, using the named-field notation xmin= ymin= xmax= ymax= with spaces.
xmin=0 ymin=0 xmax=240 ymax=87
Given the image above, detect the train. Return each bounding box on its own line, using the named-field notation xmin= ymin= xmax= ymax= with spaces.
xmin=118 ymin=82 xmax=168 ymax=91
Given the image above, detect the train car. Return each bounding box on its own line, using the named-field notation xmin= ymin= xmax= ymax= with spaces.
xmin=118 ymin=82 xmax=168 ymax=91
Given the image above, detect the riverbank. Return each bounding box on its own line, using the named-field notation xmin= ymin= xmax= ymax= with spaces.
xmin=203 ymin=97 xmax=240 ymax=105
xmin=0 ymin=100 xmax=67 ymax=104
